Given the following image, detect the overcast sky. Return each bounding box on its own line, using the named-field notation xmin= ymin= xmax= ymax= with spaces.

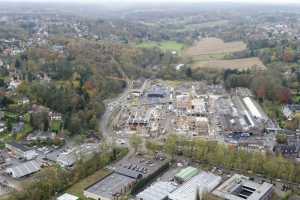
xmin=1 ymin=0 xmax=300 ymax=4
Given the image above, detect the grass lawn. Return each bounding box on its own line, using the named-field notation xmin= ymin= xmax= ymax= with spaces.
xmin=136 ymin=41 xmax=185 ymax=54
xmin=66 ymin=169 xmax=112 ymax=199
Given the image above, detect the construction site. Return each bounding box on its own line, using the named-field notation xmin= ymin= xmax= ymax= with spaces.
xmin=110 ymin=79 xmax=276 ymax=152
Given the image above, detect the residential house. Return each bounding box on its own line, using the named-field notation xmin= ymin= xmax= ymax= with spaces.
xmin=282 ymin=104 xmax=300 ymax=120
xmin=49 ymin=112 xmax=62 ymax=121
xmin=26 ymin=131 xmax=56 ymax=142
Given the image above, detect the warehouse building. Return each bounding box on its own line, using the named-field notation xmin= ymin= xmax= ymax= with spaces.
xmin=84 ymin=156 xmax=168 ymax=200
xmin=6 ymin=141 xmax=38 ymax=160
xmin=84 ymin=173 xmax=135 ymax=200
xmin=169 ymin=171 xmax=221 ymax=200
xmin=212 ymin=174 xmax=273 ymax=200
xmin=136 ymin=181 xmax=177 ymax=200
xmin=56 ymin=150 xmax=76 ymax=168
xmin=57 ymin=193 xmax=79 ymax=200
xmin=243 ymin=97 xmax=268 ymax=121
xmin=6 ymin=160 xmax=41 ymax=178
xmin=147 ymin=86 xmax=167 ymax=98
xmin=174 ymin=166 xmax=199 ymax=183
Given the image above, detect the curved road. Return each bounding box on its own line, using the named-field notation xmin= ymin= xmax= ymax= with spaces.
xmin=100 ymin=80 xmax=132 ymax=145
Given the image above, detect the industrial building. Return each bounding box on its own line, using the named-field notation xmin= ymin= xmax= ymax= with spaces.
xmin=168 ymin=171 xmax=221 ymax=200
xmin=84 ymin=173 xmax=135 ymax=200
xmin=136 ymin=181 xmax=177 ymax=200
xmin=242 ymin=97 xmax=268 ymax=121
xmin=174 ymin=166 xmax=199 ymax=183
xmin=84 ymin=157 xmax=167 ymax=200
xmin=6 ymin=160 xmax=41 ymax=178
xmin=6 ymin=141 xmax=38 ymax=160
xmin=212 ymin=174 xmax=273 ymax=200
xmin=56 ymin=150 xmax=77 ymax=168
xmin=57 ymin=193 xmax=79 ymax=200
xmin=145 ymin=85 xmax=170 ymax=105
xmin=215 ymin=94 xmax=270 ymax=135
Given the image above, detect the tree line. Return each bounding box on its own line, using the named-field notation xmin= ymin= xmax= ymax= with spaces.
xmin=147 ymin=135 xmax=300 ymax=185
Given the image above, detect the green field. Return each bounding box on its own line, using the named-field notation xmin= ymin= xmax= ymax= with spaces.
xmin=66 ymin=169 xmax=111 ymax=199
xmin=136 ymin=41 xmax=185 ymax=54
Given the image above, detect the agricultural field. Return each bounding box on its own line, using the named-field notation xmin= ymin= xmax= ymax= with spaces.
xmin=184 ymin=37 xmax=247 ymax=57
xmin=192 ymin=57 xmax=266 ymax=70
xmin=136 ymin=40 xmax=185 ymax=54
xmin=183 ymin=37 xmax=266 ymax=70
xmin=179 ymin=20 xmax=229 ymax=31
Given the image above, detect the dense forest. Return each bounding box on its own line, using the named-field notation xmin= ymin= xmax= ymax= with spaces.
xmin=4 ymin=38 xmax=177 ymax=135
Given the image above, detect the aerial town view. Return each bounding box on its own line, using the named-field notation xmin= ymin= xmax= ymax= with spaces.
xmin=1 ymin=0 xmax=300 ymax=200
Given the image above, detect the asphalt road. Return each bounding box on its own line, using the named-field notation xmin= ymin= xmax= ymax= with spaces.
xmin=100 ymin=81 xmax=132 ymax=145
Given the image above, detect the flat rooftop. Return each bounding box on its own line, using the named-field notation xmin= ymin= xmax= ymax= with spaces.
xmin=169 ymin=171 xmax=221 ymax=200
xmin=136 ymin=181 xmax=177 ymax=200
xmin=112 ymin=156 xmax=168 ymax=180
xmin=57 ymin=193 xmax=79 ymax=200
xmin=6 ymin=160 xmax=41 ymax=178
xmin=85 ymin=173 xmax=135 ymax=199
xmin=213 ymin=174 xmax=273 ymax=200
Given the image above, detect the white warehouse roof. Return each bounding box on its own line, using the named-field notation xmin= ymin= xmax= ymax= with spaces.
xmin=6 ymin=160 xmax=41 ymax=178
xmin=136 ymin=181 xmax=177 ymax=200
xmin=243 ymin=97 xmax=264 ymax=119
xmin=168 ymin=171 xmax=221 ymax=200
xmin=57 ymin=193 xmax=79 ymax=200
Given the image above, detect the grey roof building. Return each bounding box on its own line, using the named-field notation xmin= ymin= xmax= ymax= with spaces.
xmin=57 ymin=193 xmax=79 ymax=200
xmin=6 ymin=160 xmax=41 ymax=178
xmin=6 ymin=141 xmax=38 ymax=160
xmin=169 ymin=171 xmax=221 ymax=200
xmin=114 ymin=165 xmax=144 ymax=179
xmin=136 ymin=181 xmax=177 ymax=200
xmin=84 ymin=173 xmax=135 ymax=200
xmin=212 ymin=174 xmax=273 ymax=200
